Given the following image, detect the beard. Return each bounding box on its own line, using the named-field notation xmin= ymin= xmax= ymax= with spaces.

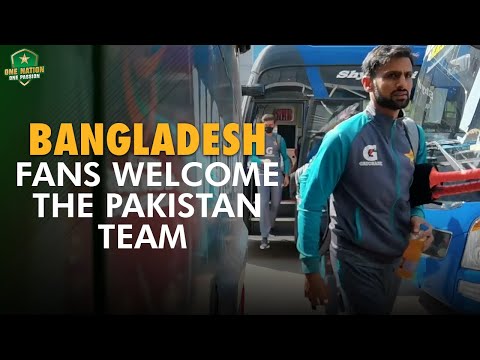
xmin=373 ymin=83 xmax=410 ymax=110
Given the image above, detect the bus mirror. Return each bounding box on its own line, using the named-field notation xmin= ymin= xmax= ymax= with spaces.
xmin=242 ymin=84 xmax=265 ymax=97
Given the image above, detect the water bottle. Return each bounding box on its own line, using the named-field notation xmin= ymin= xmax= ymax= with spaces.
xmin=396 ymin=224 xmax=428 ymax=280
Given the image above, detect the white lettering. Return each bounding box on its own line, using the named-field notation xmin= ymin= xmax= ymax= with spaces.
xmin=336 ymin=70 xmax=364 ymax=80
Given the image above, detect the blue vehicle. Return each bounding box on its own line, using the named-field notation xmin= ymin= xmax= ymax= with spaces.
xmin=1 ymin=45 xmax=250 ymax=314
xmin=409 ymin=45 xmax=480 ymax=314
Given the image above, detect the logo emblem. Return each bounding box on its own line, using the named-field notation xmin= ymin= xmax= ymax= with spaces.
xmin=363 ymin=145 xmax=378 ymax=161
xmin=4 ymin=48 xmax=45 ymax=86
xmin=359 ymin=145 xmax=383 ymax=166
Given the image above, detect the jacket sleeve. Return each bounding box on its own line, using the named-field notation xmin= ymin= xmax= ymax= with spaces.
xmin=296 ymin=130 xmax=350 ymax=273
xmin=411 ymin=125 xmax=427 ymax=219
xmin=250 ymin=142 xmax=262 ymax=164
xmin=280 ymin=137 xmax=291 ymax=174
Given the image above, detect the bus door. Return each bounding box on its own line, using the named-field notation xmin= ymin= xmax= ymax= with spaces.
xmin=253 ymin=101 xmax=305 ymax=174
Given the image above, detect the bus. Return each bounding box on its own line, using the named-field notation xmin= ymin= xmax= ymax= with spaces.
xmin=1 ymin=45 xmax=250 ymax=314
xmin=409 ymin=45 xmax=480 ymax=313
xmin=241 ymin=45 xmax=426 ymax=240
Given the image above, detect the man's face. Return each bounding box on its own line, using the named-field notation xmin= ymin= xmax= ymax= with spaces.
xmin=264 ymin=119 xmax=275 ymax=132
xmin=367 ymin=57 xmax=414 ymax=111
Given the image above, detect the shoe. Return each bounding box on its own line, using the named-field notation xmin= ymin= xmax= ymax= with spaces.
xmin=270 ymin=227 xmax=278 ymax=236
xmin=260 ymin=237 xmax=270 ymax=250
xmin=260 ymin=242 xmax=270 ymax=250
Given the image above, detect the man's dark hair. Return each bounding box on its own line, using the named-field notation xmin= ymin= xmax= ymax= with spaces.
xmin=362 ymin=45 xmax=416 ymax=78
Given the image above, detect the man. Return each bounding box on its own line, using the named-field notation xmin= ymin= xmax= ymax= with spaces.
xmin=297 ymin=45 xmax=434 ymax=314
xmin=250 ymin=114 xmax=290 ymax=249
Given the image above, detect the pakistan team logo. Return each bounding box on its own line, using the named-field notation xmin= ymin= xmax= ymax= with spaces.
xmin=4 ymin=48 xmax=45 ymax=86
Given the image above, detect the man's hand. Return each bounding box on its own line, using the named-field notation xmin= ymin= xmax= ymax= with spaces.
xmin=283 ymin=175 xmax=290 ymax=188
xmin=304 ymin=273 xmax=329 ymax=309
xmin=411 ymin=216 xmax=434 ymax=251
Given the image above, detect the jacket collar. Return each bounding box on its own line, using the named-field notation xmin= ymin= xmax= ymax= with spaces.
xmin=365 ymin=101 xmax=404 ymax=119
xmin=364 ymin=102 xmax=405 ymax=132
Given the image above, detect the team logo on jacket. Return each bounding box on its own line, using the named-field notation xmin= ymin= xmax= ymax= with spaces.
xmin=404 ymin=149 xmax=415 ymax=164
xmin=360 ymin=145 xmax=383 ymax=166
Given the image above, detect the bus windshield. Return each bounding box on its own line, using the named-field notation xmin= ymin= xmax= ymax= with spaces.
xmin=410 ymin=45 xmax=480 ymax=203
xmin=410 ymin=45 xmax=480 ymax=140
